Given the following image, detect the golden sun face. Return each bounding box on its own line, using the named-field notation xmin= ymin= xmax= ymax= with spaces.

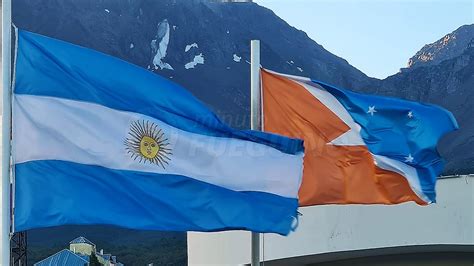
xmin=125 ymin=120 xmax=172 ymax=168
xmin=140 ymin=136 xmax=159 ymax=159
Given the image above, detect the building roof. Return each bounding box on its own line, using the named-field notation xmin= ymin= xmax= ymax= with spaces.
xmin=97 ymin=253 xmax=112 ymax=261
xmin=34 ymin=249 xmax=89 ymax=266
xmin=69 ymin=236 xmax=95 ymax=246
xmin=78 ymin=255 xmax=90 ymax=262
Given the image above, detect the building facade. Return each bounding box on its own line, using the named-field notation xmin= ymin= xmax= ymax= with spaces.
xmin=69 ymin=237 xmax=96 ymax=256
xmin=188 ymin=175 xmax=474 ymax=265
xmin=34 ymin=236 xmax=124 ymax=266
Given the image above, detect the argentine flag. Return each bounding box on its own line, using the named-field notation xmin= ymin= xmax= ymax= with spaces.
xmin=12 ymin=30 xmax=304 ymax=235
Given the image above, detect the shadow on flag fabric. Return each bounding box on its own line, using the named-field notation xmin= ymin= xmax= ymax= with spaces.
xmin=261 ymin=69 xmax=458 ymax=206
xmin=12 ymin=30 xmax=305 ymax=235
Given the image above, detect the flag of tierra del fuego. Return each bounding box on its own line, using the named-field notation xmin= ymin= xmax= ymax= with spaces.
xmin=261 ymin=69 xmax=458 ymax=206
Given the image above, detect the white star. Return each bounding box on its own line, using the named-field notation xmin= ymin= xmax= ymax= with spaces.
xmin=408 ymin=111 xmax=413 ymax=118
xmin=367 ymin=106 xmax=377 ymax=116
xmin=404 ymin=154 xmax=414 ymax=163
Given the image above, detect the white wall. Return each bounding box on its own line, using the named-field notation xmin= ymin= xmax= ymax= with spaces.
xmin=188 ymin=176 xmax=474 ymax=265
xmin=0 ymin=2 xmax=5 ymax=261
xmin=0 ymin=118 xmax=5 ymax=264
xmin=0 ymin=119 xmax=4 ymax=263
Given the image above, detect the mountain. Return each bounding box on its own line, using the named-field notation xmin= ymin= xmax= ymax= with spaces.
xmin=385 ymin=49 xmax=473 ymax=173
xmin=404 ymin=24 xmax=474 ymax=70
xmin=362 ymin=26 xmax=474 ymax=174
xmin=10 ymin=0 xmax=474 ymax=264
xmin=13 ymin=0 xmax=472 ymax=173
xmin=13 ymin=0 xmax=372 ymax=128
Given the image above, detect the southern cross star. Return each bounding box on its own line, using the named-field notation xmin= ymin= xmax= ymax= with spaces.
xmin=404 ymin=154 xmax=414 ymax=163
xmin=408 ymin=111 xmax=414 ymax=118
xmin=367 ymin=106 xmax=377 ymax=116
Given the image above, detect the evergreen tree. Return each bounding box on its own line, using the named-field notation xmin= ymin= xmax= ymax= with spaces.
xmin=89 ymin=253 xmax=102 ymax=266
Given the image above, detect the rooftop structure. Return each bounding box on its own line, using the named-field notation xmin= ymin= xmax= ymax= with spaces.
xmin=70 ymin=237 xmax=95 ymax=246
xmin=34 ymin=249 xmax=89 ymax=266
xmin=35 ymin=237 xmax=124 ymax=266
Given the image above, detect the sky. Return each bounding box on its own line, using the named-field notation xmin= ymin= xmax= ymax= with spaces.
xmin=254 ymin=0 xmax=473 ymax=79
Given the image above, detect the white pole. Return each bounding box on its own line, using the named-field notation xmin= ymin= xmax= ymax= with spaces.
xmin=2 ymin=0 xmax=13 ymax=265
xmin=250 ymin=40 xmax=261 ymax=266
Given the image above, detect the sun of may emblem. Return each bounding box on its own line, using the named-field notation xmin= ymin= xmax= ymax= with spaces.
xmin=125 ymin=120 xmax=172 ymax=168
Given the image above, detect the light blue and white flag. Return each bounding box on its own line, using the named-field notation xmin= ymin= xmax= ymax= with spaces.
xmin=12 ymin=30 xmax=304 ymax=235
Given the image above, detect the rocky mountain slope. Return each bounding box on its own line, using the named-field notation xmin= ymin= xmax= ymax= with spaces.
xmin=14 ymin=0 xmax=372 ymax=128
xmin=13 ymin=0 xmax=473 ymax=173
xmin=363 ymin=25 xmax=474 ymax=174
xmin=14 ymin=0 xmax=472 ymax=173
xmin=404 ymin=24 xmax=474 ymax=70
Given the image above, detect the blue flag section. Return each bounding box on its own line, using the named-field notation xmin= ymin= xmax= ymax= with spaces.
xmin=313 ymin=80 xmax=459 ymax=203
xmin=12 ymin=30 xmax=304 ymax=235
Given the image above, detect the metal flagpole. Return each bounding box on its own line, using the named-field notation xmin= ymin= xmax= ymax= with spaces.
xmin=2 ymin=0 xmax=13 ymax=265
xmin=250 ymin=40 xmax=261 ymax=266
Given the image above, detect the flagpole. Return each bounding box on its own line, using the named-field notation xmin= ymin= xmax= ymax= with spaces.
xmin=2 ymin=0 xmax=13 ymax=265
xmin=250 ymin=40 xmax=261 ymax=266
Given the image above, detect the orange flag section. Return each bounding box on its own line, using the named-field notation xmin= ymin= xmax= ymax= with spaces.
xmin=261 ymin=69 xmax=425 ymax=206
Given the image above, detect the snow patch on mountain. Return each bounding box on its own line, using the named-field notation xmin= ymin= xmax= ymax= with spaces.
xmin=185 ymin=53 xmax=205 ymax=69
xmin=104 ymin=9 xmax=110 ymax=13
xmin=151 ymin=19 xmax=173 ymax=70
xmin=185 ymin=43 xmax=198 ymax=52
xmin=130 ymin=43 xmax=134 ymax=49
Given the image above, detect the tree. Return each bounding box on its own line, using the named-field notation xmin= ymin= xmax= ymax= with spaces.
xmin=89 ymin=253 xmax=102 ymax=266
